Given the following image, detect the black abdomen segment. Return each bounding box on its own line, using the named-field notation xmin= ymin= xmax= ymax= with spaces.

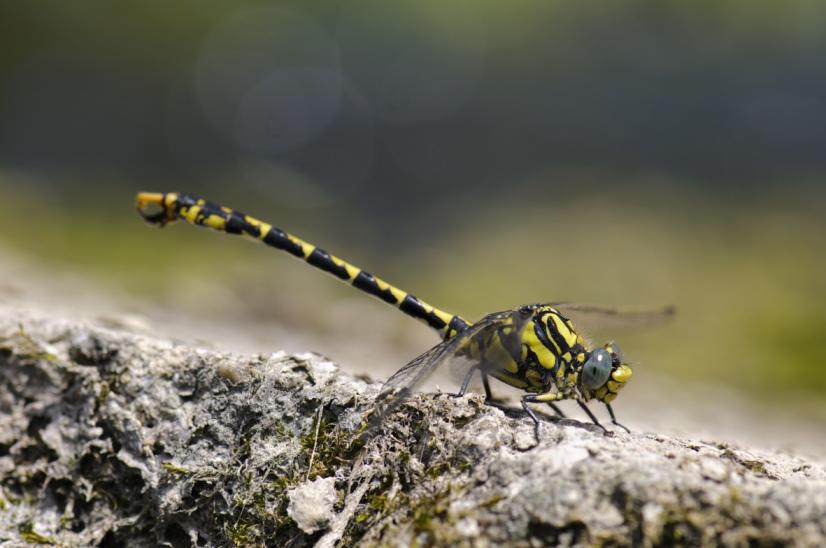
xmin=141 ymin=192 xmax=470 ymax=340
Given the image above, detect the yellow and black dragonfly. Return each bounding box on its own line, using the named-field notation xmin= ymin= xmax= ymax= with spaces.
xmin=136 ymin=192 xmax=672 ymax=437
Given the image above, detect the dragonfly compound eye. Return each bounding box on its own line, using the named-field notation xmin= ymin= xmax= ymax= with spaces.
xmin=582 ymin=348 xmax=612 ymax=389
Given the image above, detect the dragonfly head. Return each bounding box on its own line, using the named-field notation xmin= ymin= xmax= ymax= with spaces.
xmin=580 ymin=342 xmax=632 ymax=402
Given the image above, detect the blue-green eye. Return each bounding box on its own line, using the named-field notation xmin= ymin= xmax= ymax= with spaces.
xmin=582 ymin=348 xmax=612 ymax=389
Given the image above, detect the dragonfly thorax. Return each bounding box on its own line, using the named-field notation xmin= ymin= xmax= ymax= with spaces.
xmin=510 ymin=306 xmax=634 ymax=405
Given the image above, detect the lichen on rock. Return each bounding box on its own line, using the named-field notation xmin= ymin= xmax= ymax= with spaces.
xmin=1 ymin=308 xmax=825 ymax=547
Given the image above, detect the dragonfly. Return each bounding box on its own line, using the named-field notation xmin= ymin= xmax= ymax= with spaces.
xmin=136 ymin=192 xmax=672 ymax=438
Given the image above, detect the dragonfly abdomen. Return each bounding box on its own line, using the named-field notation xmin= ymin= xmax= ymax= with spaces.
xmin=136 ymin=192 xmax=469 ymax=339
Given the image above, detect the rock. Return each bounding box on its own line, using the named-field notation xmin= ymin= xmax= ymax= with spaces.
xmin=1 ymin=307 xmax=825 ymax=547
xmin=288 ymin=477 xmax=339 ymax=534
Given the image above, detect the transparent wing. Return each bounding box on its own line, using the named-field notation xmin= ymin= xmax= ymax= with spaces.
xmin=370 ymin=308 xmax=527 ymax=428
xmin=380 ymin=310 xmax=509 ymax=396
xmin=446 ymin=306 xmax=533 ymax=382
xmin=379 ymin=336 xmax=466 ymax=400
xmin=549 ymin=302 xmax=675 ymax=334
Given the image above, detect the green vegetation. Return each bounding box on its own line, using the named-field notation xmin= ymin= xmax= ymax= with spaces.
xmin=0 ymin=323 xmax=57 ymax=363
xmin=161 ymin=462 xmax=191 ymax=476
xmin=18 ymin=522 xmax=54 ymax=545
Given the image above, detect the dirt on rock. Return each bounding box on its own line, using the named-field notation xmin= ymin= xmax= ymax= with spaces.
xmin=1 ymin=308 xmax=825 ymax=547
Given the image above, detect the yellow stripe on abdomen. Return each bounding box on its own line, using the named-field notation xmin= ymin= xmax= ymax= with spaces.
xmin=136 ymin=191 xmax=472 ymax=339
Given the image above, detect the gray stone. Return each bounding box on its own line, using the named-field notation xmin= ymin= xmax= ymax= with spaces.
xmin=288 ymin=477 xmax=339 ymax=534
xmin=1 ymin=308 xmax=825 ymax=547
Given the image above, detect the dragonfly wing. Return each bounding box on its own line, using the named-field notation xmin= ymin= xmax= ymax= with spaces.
xmin=372 ymin=309 xmax=518 ymax=426
xmin=369 ymin=334 xmax=473 ymax=434
xmin=379 ymin=338 xmax=461 ymax=400
xmin=549 ymin=302 xmax=675 ymax=334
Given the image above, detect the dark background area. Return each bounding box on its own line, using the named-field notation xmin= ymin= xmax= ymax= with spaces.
xmin=2 ymin=3 xmax=825 ymax=208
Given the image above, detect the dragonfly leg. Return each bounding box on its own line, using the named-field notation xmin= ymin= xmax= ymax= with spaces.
xmin=520 ymin=393 xmax=542 ymax=440
xmin=481 ymin=372 xmax=494 ymax=401
xmin=605 ymin=403 xmax=631 ymax=433
xmin=547 ymin=402 xmax=566 ymax=418
xmin=481 ymin=372 xmax=508 ymax=404
xmin=452 ymin=366 xmax=477 ymax=397
xmin=576 ymin=400 xmax=610 ymax=434
xmin=452 ymin=369 xmax=501 ymax=403
xmin=522 ymin=391 xmax=563 ymax=440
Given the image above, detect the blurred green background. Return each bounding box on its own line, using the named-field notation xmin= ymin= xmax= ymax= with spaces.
xmin=1 ymin=2 xmax=825 ymax=431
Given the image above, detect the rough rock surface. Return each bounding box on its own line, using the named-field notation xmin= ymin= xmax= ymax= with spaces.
xmin=1 ymin=309 xmax=825 ymax=547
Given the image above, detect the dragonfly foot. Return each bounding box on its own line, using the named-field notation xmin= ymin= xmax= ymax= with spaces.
xmin=612 ymin=421 xmax=631 ymax=434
